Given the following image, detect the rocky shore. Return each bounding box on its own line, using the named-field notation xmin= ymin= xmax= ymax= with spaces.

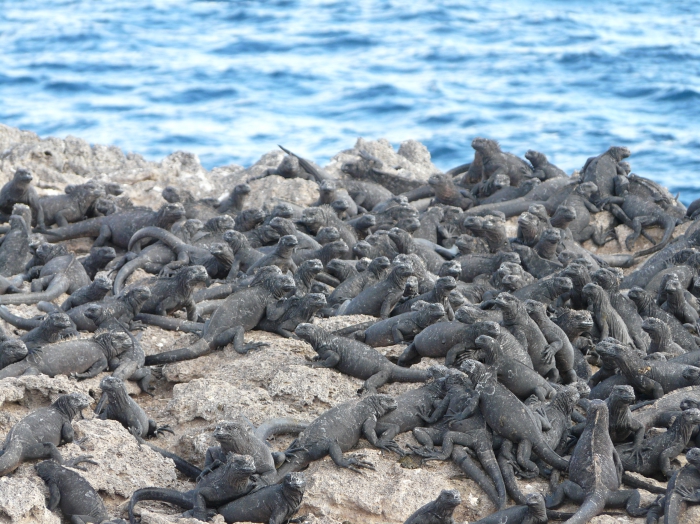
xmin=0 ymin=123 xmax=698 ymax=524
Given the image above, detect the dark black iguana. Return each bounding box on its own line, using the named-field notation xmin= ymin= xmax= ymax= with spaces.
xmin=296 ymin=323 xmax=434 ymax=393
xmin=144 ymin=268 xmax=295 ymax=365
xmin=0 ymin=392 xmax=92 ymax=476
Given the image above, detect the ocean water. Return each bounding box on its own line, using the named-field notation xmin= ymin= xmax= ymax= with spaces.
xmin=2 ymin=0 xmax=700 ymax=202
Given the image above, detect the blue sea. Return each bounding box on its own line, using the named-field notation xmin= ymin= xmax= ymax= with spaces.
xmin=2 ymin=1 xmax=700 ymax=202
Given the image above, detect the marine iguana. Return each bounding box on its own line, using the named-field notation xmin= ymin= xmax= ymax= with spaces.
xmin=525 ymin=150 xmax=567 ymax=180
xmin=491 ymin=292 xmax=558 ymax=380
xmin=274 ymin=394 xmax=400 ymax=479
xmin=524 ymin=300 xmax=577 ymax=384
xmin=97 ymin=376 xmax=171 ymax=439
xmin=472 ymin=334 xmax=555 ymax=401
xmin=0 ymin=339 xmax=28 ymax=369
xmin=19 ymin=310 xmax=77 ymax=352
xmin=144 ymin=269 xmax=295 ymax=364
xmin=126 ymin=265 xmax=208 ymax=321
xmin=597 ymin=340 xmax=700 ymax=399
xmin=339 ymin=262 xmax=413 ymax=319
xmin=391 ymin=276 xmax=456 ymax=320
xmin=0 ymin=392 xmax=92 ymax=476
xmin=35 ymin=459 xmax=124 ymax=524
xmin=257 ymin=292 xmax=326 ymax=338
xmin=0 ymin=331 xmax=132 ymax=379
xmin=217 ymin=183 xmax=253 ymax=215
xmin=245 ymin=234 xmax=298 ymax=275
xmin=581 ymin=145 xmax=631 ymax=203
xmin=591 ymin=267 xmax=650 ymax=352
xmin=217 ymin=471 xmax=305 ymax=524
xmin=60 ymin=274 xmax=113 ymax=311
xmin=471 ymin=137 xmax=533 ymax=187
xmin=0 ymin=244 xmax=91 ymax=305
xmin=617 ymin=408 xmax=700 ymax=478
xmin=545 ymin=399 xmax=648 ymax=524
xmin=296 ymin=323 xmax=433 ymax=393
xmin=582 ymin=282 xmax=634 ymax=346
xmin=459 ymin=359 xmax=569 ymax=471
xmin=335 ymin=301 xmax=445 ymax=347
xmin=628 ymin=287 xmax=699 ymax=351
xmin=129 ymin=453 xmax=256 ymax=523
xmin=0 ymin=214 xmax=30 ymax=276
xmin=656 ymin=447 xmax=700 ymax=524
xmin=38 ymin=180 xmax=106 ymax=227
xmin=161 ymin=185 xmax=219 ymax=220
xmin=512 ymin=276 xmax=573 ymax=305
xmin=42 ymin=202 xmax=186 ymax=249
xmin=291 ymin=258 xmax=323 ymax=295
xmin=428 ymin=173 xmax=474 ymax=210
xmin=402 ymin=489 xmax=462 ymax=524
xmin=643 ymin=317 xmax=686 ymax=357
xmin=0 ymin=168 xmax=45 ymax=228
xmin=662 ymin=276 xmax=699 ymax=325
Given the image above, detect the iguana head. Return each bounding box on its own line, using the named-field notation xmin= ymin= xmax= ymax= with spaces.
xmin=552 ymin=204 xmax=577 ymax=224
xmin=435 ymin=489 xmax=461 ymax=513
xmin=302 ymin=293 xmax=327 ymax=312
xmin=35 ymin=460 xmax=62 ymax=481
xmin=0 ymin=339 xmax=28 ymax=366
xmin=490 ymin=173 xmax=512 ymax=192
xmin=209 ymin=243 xmax=234 ymax=267
xmin=369 ymin=256 xmax=391 ymax=276
xmin=526 ymin=493 xmax=547 ymax=521
xmin=91 ymin=247 xmax=117 ymax=267
xmin=352 ymin=240 xmax=372 ymax=259
xmin=232 ymin=182 xmax=251 ymax=197
xmin=283 ymin=472 xmax=306 ymax=493
xmin=462 ymin=215 xmax=484 ymax=232
xmin=123 ymin=286 xmax=151 ymax=311
xmin=294 ymin=323 xmax=323 ymax=347
xmin=354 ymin=213 xmax=376 ymax=230
xmin=609 ymin=385 xmax=636 ymax=406
xmin=454 ymin=304 xmax=489 ymax=324
xmin=575 ymin=181 xmax=598 ymax=198
xmin=390 ymin=262 xmax=414 ymax=284
xmin=270 ymin=203 xmax=294 ymax=220
xmin=364 ymin=394 xmax=398 ymax=416
xmin=492 ymin=292 xmax=520 ymax=313
xmin=435 ymin=276 xmax=457 ymax=296
xmin=53 ymin=392 xmax=92 ymax=420
xmin=161 ymin=186 xmax=185 ymax=204
xmin=581 ymin=282 xmax=605 ymax=304
xmin=94 ymin=331 xmax=133 ymax=360
xmin=474 ymin=335 xmax=499 ymax=365
xmin=83 ymin=303 xmax=105 ymax=323
xmin=277 ymin=154 xmax=300 ymax=176
xmin=299 ymin=207 xmax=324 ymax=233
xmin=330 ymin=199 xmax=348 ymax=218
xmin=419 ymin=303 xmax=446 ymax=324
xmin=268 ymin=216 xmax=297 ymax=237
xmin=46 ymin=311 xmax=73 ymax=331
xmin=438 ymin=260 xmax=461 ymax=279
xmin=524 ymin=299 xmax=546 ymax=316
xmin=679 ymin=408 xmax=700 ymax=428
xmin=539 ymin=228 xmax=561 ymax=244
xmin=517 ymin=212 xmax=540 ymax=236
xmin=686 ymin=448 xmax=700 ymax=468
xmin=682 ymin=368 xmax=700 ymax=383
xmin=322 ymin=240 xmax=349 ymax=260
xmin=316 ymin=227 xmax=340 ymax=245
xmin=664 ymin=276 xmax=683 ymax=294
xmin=8 ymin=214 xmax=28 ymax=233
xmin=299 ymin=259 xmax=324 ymax=278
xmin=213 ymin=420 xmax=254 ymax=447
xmin=471 ymin=137 xmax=501 ymax=156
xmin=205 ymin=214 xmax=236 ymax=233
xmin=157 ymin=203 xmax=186 ymax=226
xmin=235 ymin=208 xmax=266 ymax=231
xmin=179 ymin=265 xmax=209 ymax=289
xmin=269 ymin=274 xmax=296 ymax=298
xmin=641 ymin=317 xmax=667 ymax=338
xmin=223 ymin=452 xmax=257 ymax=477
xmin=550 ymin=276 xmax=573 ymax=294
xmin=223 ymin=230 xmax=249 ymax=253
xmin=525 ymin=150 xmax=547 ymax=168
xmin=680 ymin=398 xmax=700 ymax=411
xmin=550 ymin=386 xmax=580 ymax=414
xmin=13 ymin=168 xmax=33 ymax=185
xmin=99 ymin=375 xmax=127 ymax=396
xmin=608 ymin=146 xmax=631 ymax=162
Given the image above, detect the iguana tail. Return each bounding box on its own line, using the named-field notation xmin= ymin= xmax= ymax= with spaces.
xmin=193 ymin=282 xmax=237 ymax=302
xmin=389 ymin=365 xmax=432 ymax=383
xmin=144 ymin=338 xmax=211 ymax=365
xmin=332 ymin=321 xmax=376 ymax=337
xmin=634 ymin=216 xmax=677 ymax=258
xmin=622 ymin=471 xmax=667 ymax=494
xmin=42 ymin=217 xmax=104 ymax=242
xmin=134 ymin=313 xmax=204 ymax=334
xmin=565 ymin=489 xmax=607 ymax=524
xmin=0 ymin=275 xmax=70 ymax=305
xmin=532 ymin=439 xmax=569 ymax=471
xmin=128 ymin=226 xmax=185 ymax=253
xmin=0 ymin=439 xmax=24 ymax=476
xmin=113 ymin=257 xmax=148 ymax=295
xmin=129 ymin=487 xmax=194 ymax=524
xmin=142 ymin=443 xmax=202 ymax=480
xmin=254 ymin=417 xmax=308 ymax=441
xmin=0 ymin=305 xmax=42 ymax=330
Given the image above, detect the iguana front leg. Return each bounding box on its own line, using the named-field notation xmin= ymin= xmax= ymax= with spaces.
xmin=361 ymin=416 xmax=402 ymax=455
xmin=308 ymin=350 xmax=340 ymax=368
xmin=327 ymin=440 xmax=375 ymax=473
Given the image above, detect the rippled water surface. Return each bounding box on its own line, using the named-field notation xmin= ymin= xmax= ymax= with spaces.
xmin=2 ymin=1 xmax=700 ymax=201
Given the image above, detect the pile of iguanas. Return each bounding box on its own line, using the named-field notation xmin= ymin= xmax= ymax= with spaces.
xmin=1 ymin=138 xmax=700 ymax=524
